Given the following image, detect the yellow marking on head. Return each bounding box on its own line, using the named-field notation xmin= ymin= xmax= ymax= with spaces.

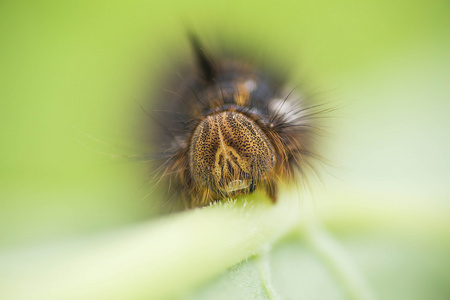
xmin=234 ymin=82 xmax=250 ymax=106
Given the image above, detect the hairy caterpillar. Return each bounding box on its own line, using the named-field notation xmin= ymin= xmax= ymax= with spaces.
xmin=149 ymin=35 xmax=323 ymax=209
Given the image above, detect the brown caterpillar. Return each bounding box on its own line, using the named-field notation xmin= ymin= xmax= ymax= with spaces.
xmin=150 ymin=36 xmax=322 ymax=209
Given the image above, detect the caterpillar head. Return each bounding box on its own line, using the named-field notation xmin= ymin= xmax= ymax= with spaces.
xmin=190 ymin=111 xmax=276 ymax=199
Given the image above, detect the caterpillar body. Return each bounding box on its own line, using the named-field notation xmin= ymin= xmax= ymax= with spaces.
xmin=151 ymin=36 xmax=321 ymax=208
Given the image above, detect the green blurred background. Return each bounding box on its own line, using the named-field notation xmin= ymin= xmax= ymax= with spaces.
xmin=1 ymin=0 xmax=450 ymax=298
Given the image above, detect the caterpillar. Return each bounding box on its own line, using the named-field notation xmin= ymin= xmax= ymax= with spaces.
xmin=149 ymin=35 xmax=323 ymax=209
